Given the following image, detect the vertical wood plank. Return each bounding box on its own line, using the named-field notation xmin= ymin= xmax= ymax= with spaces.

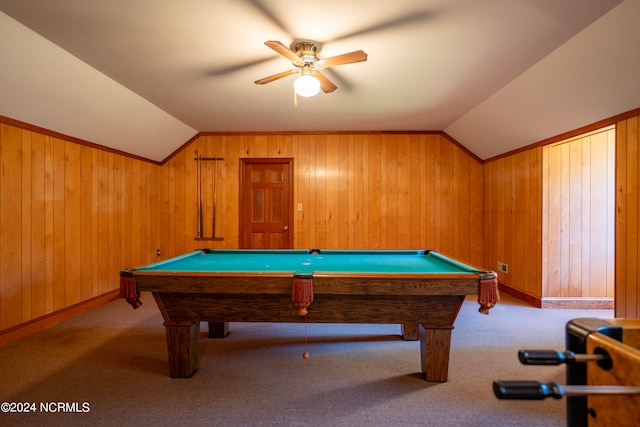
xmin=397 ymin=135 xmax=412 ymax=251
xmin=367 ymin=134 xmax=382 ymax=249
xmin=293 ymin=135 xmax=310 ymax=248
xmin=0 ymin=124 xmax=23 ymax=328
xmin=530 ymin=148 xmax=543 ymax=297
xmin=158 ymin=154 xmax=171 ymax=258
xmin=52 ymin=137 xmax=66 ymax=310
xmin=616 ymin=120 xmax=627 ymax=316
xmin=21 ymin=130 xmax=32 ymax=321
xmin=582 ymin=138 xmax=592 ymax=296
xmin=440 ymin=137 xmax=454 ymax=254
xmin=626 ymin=117 xmax=640 ymax=316
xmin=452 ymin=146 xmax=461 ymax=258
xmin=606 ymin=131 xmax=616 ymax=298
xmin=494 ymin=158 xmax=505 ymax=283
xmin=592 ymin=133 xmax=611 ymax=297
xmin=307 ymin=136 xmax=318 ymax=248
xmin=226 ymin=135 xmax=240 ymax=247
xmin=44 ymin=136 xmax=55 ymax=313
xmin=457 ymin=150 xmax=470 ymax=262
xmin=384 ymin=135 xmax=398 ymax=249
xmin=568 ymin=139 xmax=582 ymax=297
xmin=174 ymin=150 xmax=186 ymax=254
xmin=348 ymin=134 xmax=364 ymax=249
xmin=337 ymin=135 xmax=350 ymax=249
xmin=314 ymin=135 xmax=327 ymax=248
xmin=634 ymin=117 xmax=640 ymax=316
xmin=64 ymin=141 xmax=82 ymax=305
xmin=80 ymin=145 xmax=93 ymax=300
xmin=325 ymin=135 xmax=340 ymax=249
xmin=513 ymin=152 xmax=526 ymax=295
xmin=254 ymin=135 xmax=269 ymax=158
xmin=409 ymin=135 xmax=423 ymax=249
xmin=424 ymin=135 xmax=437 ymax=249
xmin=184 ymin=141 xmax=197 ymax=248
xmin=30 ymin=133 xmax=46 ymax=318
xmin=361 ymin=135 xmax=371 ymax=248
xmin=123 ymin=157 xmax=133 ymax=266
xmin=95 ymin=150 xmax=110 ymax=296
xmin=468 ymin=159 xmax=484 ymax=267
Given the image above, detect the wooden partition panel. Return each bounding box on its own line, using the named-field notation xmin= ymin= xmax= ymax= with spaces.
xmin=616 ymin=115 xmax=640 ymax=317
xmin=542 ymin=128 xmax=615 ymax=300
xmin=0 ymin=122 xmax=159 ymax=332
xmin=158 ymin=133 xmax=485 ymax=268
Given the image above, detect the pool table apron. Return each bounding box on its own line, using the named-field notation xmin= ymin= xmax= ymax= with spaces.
xmin=135 ymin=274 xmax=480 ymax=382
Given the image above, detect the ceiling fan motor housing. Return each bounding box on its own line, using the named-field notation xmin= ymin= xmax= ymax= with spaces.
xmin=293 ymin=41 xmax=319 ymax=66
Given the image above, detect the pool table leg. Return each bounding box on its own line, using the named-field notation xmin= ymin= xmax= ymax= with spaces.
xmin=420 ymin=325 xmax=453 ymax=382
xmin=163 ymin=320 xmax=199 ymax=378
xmin=402 ymin=323 xmax=419 ymax=340
xmin=208 ymin=321 xmax=230 ymax=338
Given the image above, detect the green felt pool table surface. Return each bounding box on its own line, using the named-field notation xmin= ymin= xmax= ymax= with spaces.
xmin=131 ymin=248 xmax=486 ymax=276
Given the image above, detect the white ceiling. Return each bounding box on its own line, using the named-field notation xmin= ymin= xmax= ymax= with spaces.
xmin=1 ymin=0 xmax=638 ymax=162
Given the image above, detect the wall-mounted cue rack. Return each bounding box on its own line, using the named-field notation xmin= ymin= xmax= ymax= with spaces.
xmin=194 ymin=151 xmax=224 ymax=241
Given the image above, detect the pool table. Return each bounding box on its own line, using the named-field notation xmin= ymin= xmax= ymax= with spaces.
xmin=120 ymin=249 xmax=499 ymax=382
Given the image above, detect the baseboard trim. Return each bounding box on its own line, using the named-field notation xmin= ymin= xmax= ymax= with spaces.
xmin=540 ymin=297 xmax=614 ymax=310
xmin=498 ymin=284 xmax=541 ymax=307
xmin=498 ymin=283 xmax=614 ymax=310
xmin=0 ymin=290 xmax=120 ymax=347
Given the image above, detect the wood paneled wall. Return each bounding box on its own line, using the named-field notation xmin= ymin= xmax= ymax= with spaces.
xmin=0 ymin=122 xmax=159 ymax=332
xmin=484 ymin=127 xmax=616 ymax=307
xmin=616 ymin=115 xmax=640 ymax=317
xmin=542 ymin=128 xmax=615 ymax=300
xmin=7 ymin=110 xmax=640 ymax=335
xmin=158 ymin=133 xmax=486 ymax=267
xmin=483 ymin=148 xmax=543 ymax=299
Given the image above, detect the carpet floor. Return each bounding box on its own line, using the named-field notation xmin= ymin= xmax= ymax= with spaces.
xmin=0 ymin=293 xmax=613 ymax=426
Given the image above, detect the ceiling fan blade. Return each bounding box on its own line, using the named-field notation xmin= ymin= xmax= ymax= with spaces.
xmin=207 ymin=56 xmax=277 ymax=76
xmin=315 ymin=72 xmax=337 ymax=93
xmin=329 ymin=11 xmax=436 ymax=43
xmin=318 ymin=50 xmax=368 ymax=68
xmin=264 ymin=40 xmax=300 ymax=62
xmin=254 ymin=69 xmax=298 ymax=85
xmin=246 ymin=0 xmax=293 ymax=37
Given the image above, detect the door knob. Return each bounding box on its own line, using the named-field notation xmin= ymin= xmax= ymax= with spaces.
xmin=284 ymin=226 xmax=288 ymax=231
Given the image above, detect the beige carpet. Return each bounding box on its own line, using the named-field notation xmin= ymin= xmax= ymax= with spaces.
xmin=0 ymin=293 xmax=612 ymax=426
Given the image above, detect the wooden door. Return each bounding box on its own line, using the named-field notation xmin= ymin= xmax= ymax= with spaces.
xmin=240 ymin=158 xmax=293 ymax=249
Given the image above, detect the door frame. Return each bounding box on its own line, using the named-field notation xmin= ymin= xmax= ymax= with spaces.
xmin=239 ymin=158 xmax=294 ymax=249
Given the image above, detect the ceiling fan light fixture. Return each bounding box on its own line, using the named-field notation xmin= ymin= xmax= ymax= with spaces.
xmin=293 ymin=75 xmax=320 ymax=97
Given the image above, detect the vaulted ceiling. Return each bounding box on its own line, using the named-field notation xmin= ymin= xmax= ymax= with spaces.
xmin=1 ymin=0 xmax=638 ymax=162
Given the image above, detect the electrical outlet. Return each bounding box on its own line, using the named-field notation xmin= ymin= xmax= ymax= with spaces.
xmin=156 ymin=249 xmax=161 ymax=257
xmin=497 ymin=262 xmax=508 ymax=274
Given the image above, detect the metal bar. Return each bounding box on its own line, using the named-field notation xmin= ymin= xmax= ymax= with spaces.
xmin=494 ymin=380 xmax=640 ymax=400
xmin=562 ymin=385 xmax=640 ymax=396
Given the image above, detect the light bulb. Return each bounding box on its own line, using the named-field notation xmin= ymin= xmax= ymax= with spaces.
xmin=293 ymin=75 xmax=321 ymax=97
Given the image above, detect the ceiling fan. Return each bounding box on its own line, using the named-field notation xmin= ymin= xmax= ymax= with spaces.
xmin=254 ymin=40 xmax=367 ymax=97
